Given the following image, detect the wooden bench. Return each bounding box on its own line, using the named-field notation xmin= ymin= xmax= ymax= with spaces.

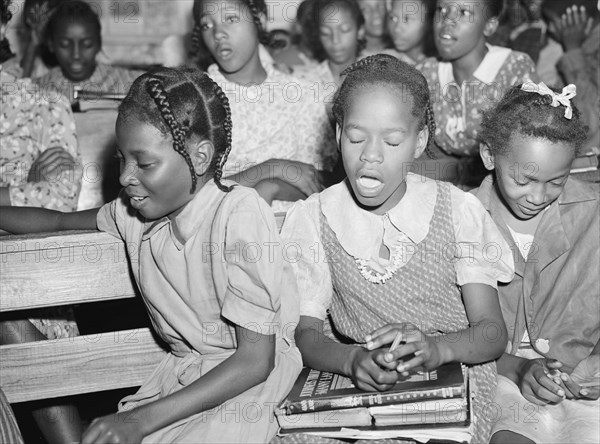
xmin=0 ymin=213 xmax=287 ymax=404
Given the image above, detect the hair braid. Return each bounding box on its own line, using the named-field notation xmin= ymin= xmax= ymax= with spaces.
xmin=210 ymin=81 xmax=234 ymax=192
xmin=247 ymin=0 xmax=280 ymax=48
xmin=189 ymin=23 xmax=202 ymax=60
xmin=146 ymin=77 xmax=198 ymax=193
xmin=424 ymin=101 xmax=436 ymax=157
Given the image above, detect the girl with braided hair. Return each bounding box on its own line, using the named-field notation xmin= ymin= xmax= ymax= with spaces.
xmin=473 ymin=83 xmax=599 ymax=443
xmin=192 ymin=0 xmax=338 ymax=211
xmin=0 ymin=66 xmax=302 ymax=443
xmin=280 ymin=54 xmax=514 ymax=443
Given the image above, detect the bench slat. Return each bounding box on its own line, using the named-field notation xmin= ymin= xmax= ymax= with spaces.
xmin=0 ymin=328 xmax=166 ymax=403
xmin=0 ymin=231 xmax=137 ymax=311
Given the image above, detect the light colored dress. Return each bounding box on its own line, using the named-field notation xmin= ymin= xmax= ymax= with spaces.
xmin=96 ymin=180 xmax=302 ymax=443
xmin=1 ymin=68 xmax=82 ymax=339
xmin=280 ymin=173 xmax=514 ymax=443
xmin=207 ymin=63 xmax=337 ymax=211
xmin=473 ymin=175 xmax=600 ymax=443
xmin=34 ymin=63 xmax=144 ymax=103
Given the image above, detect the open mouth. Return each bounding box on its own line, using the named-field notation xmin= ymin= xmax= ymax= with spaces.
xmin=129 ymin=196 xmax=148 ymax=209
xmin=358 ymin=176 xmax=383 ymax=189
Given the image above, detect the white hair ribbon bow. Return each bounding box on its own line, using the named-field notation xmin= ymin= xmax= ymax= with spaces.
xmin=521 ymin=81 xmax=577 ymax=119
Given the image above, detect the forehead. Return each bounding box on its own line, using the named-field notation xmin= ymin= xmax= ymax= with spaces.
xmin=501 ymin=134 xmax=575 ymax=175
xmin=53 ymin=16 xmax=99 ymax=36
xmin=346 ymin=84 xmax=416 ymax=123
xmin=358 ymin=0 xmax=386 ymax=11
xmin=320 ymin=3 xmax=356 ymax=23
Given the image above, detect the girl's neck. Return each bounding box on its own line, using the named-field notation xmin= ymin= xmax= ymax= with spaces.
xmin=328 ymin=58 xmax=356 ymax=83
xmin=365 ymin=34 xmax=387 ymax=52
xmin=403 ymin=44 xmax=425 ymax=64
xmin=451 ymin=39 xmax=488 ymax=86
xmin=220 ymin=50 xmax=267 ymax=85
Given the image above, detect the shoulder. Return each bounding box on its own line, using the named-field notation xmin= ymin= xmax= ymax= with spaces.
xmin=415 ymin=56 xmax=439 ymax=73
xmin=501 ymin=48 xmax=536 ymax=73
xmin=560 ymin=177 xmax=600 ymax=209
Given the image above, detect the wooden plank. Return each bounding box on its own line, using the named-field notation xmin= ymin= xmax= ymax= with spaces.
xmin=0 ymin=328 xmax=167 ymax=403
xmin=0 ymin=231 xmax=137 ymax=311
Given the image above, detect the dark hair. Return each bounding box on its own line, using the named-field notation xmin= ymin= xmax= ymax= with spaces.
xmin=118 ymin=67 xmax=234 ymax=193
xmin=332 ymin=54 xmax=436 ymax=150
xmin=0 ymin=0 xmax=15 ymax=63
xmin=190 ymin=0 xmax=280 ymax=68
xmin=484 ymin=0 xmax=505 ymax=20
xmin=480 ymin=85 xmax=588 ymax=156
xmin=307 ymin=0 xmax=366 ymax=61
xmin=46 ymin=0 xmax=101 ymax=43
xmin=1 ymin=0 xmax=13 ymax=24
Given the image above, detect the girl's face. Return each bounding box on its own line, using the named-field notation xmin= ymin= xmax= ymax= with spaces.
xmin=433 ymin=0 xmax=496 ymax=62
xmin=49 ymin=17 xmax=100 ymax=82
xmin=319 ymin=5 xmax=362 ymax=66
xmin=338 ymin=84 xmax=428 ymax=215
xmin=358 ymin=0 xmax=387 ymax=38
xmin=116 ymin=118 xmax=209 ymax=221
xmin=388 ymin=0 xmax=428 ymax=56
xmin=481 ymin=134 xmax=575 ymax=221
xmin=197 ymin=0 xmax=261 ymax=83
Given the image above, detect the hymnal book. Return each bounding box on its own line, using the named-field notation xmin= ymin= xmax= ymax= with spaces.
xmin=570 ymin=153 xmax=599 ymax=174
xmin=275 ymin=407 xmax=372 ymax=429
xmin=72 ymin=99 xmax=121 ymax=113
xmin=279 ymin=362 xmax=465 ymax=415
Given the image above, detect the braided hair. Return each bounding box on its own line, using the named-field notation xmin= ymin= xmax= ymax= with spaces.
xmin=0 ymin=0 xmax=15 ymax=64
xmin=118 ymin=67 xmax=234 ymax=193
xmin=333 ymin=54 xmax=436 ymax=151
xmin=480 ymin=85 xmax=588 ymax=156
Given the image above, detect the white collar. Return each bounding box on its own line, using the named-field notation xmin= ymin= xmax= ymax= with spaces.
xmin=320 ymin=173 xmax=437 ymax=259
xmin=438 ymin=44 xmax=512 ymax=85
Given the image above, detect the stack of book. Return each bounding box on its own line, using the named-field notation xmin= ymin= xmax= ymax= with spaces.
xmin=275 ymin=362 xmax=473 ymax=442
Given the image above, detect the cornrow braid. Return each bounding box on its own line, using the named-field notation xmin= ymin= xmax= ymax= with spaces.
xmin=146 ymin=77 xmax=198 ymax=193
xmin=246 ymin=0 xmax=281 ymax=48
xmin=189 ymin=23 xmax=202 ymax=62
xmin=210 ymin=82 xmax=234 ymax=192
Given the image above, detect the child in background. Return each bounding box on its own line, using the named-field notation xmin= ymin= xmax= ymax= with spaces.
xmin=34 ymin=0 xmax=143 ymax=103
xmin=357 ymin=0 xmax=392 ymax=55
xmin=280 ymin=55 xmax=514 ymax=443
xmin=416 ymin=0 xmax=537 ymax=187
xmin=0 ymin=66 xmax=302 ymax=443
xmin=296 ymin=0 xmax=365 ymax=120
xmin=19 ymin=0 xmax=58 ymax=78
xmin=474 ymin=83 xmax=599 ymax=444
xmin=270 ymin=0 xmax=320 ymax=69
xmin=387 ymin=0 xmax=436 ymax=65
xmin=193 ymin=0 xmax=338 ymax=210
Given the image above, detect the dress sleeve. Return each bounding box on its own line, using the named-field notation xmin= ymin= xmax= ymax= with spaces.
xmin=96 ymin=190 xmax=127 ymax=239
xmin=220 ymin=193 xmax=284 ymax=336
xmin=8 ymin=94 xmax=83 ymax=211
xmin=280 ymin=196 xmax=334 ymax=320
xmin=450 ymin=187 xmax=515 ymax=288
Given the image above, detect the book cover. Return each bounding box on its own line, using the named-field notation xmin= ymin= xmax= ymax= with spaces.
xmin=276 ymin=407 xmax=372 ymax=429
xmin=279 ymin=362 xmax=465 ymax=414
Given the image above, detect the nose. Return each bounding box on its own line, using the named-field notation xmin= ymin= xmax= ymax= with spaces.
xmin=119 ymin=162 xmax=139 ymax=187
xmin=360 ymin=139 xmax=384 ymax=164
xmin=213 ymin=22 xmax=227 ymax=41
xmin=332 ymin=30 xmax=341 ymax=45
xmin=526 ymin=183 xmax=547 ymax=206
xmin=71 ymin=42 xmax=80 ymax=60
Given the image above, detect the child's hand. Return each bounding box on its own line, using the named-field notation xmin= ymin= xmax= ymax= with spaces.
xmin=81 ymin=411 xmax=145 ymax=444
xmin=517 ymin=358 xmax=566 ymax=405
xmin=347 ymin=346 xmax=400 ymax=392
xmin=549 ymin=5 xmax=595 ymax=51
xmin=24 ymin=1 xmax=52 ymax=46
xmin=365 ymin=323 xmax=444 ymax=375
xmin=560 ymin=354 xmax=600 ymax=400
xmin=27 ymin=147 xmax=76 ymax=183
xmin=278 ymin=160 xmax=323 ymax=197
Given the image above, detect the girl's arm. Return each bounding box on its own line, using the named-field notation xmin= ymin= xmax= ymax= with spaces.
xmin=366 ymin=283 xmax=508 ymax=372
xmin=226 ymin=159 xmax=321 ymax=197
xmin=81 ymin=325 xmax=276 ymax=443
xmin=295 ymin=315 xmax=399 ymax=392
xmin=0 ymin=207 xmax=100 ymax=234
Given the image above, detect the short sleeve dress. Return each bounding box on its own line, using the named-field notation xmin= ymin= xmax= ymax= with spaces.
xmin=96 ymin=180 xmax=302 ymax=443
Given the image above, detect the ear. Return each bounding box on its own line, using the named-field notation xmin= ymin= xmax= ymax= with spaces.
xmin=479 ymin=143 xmax=495 ymax=171
xmin=358 ymin=25 xmax=366 ymax=42
xmin=414 ymin=126 xmax=429 ymax=159
xmin=335 ymin=123 xmax=343 ymax=151
xmin=483 ymin=16 xmax=499 ymax=38
xmin=189 ymin=139 xmax=214 ymax=177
